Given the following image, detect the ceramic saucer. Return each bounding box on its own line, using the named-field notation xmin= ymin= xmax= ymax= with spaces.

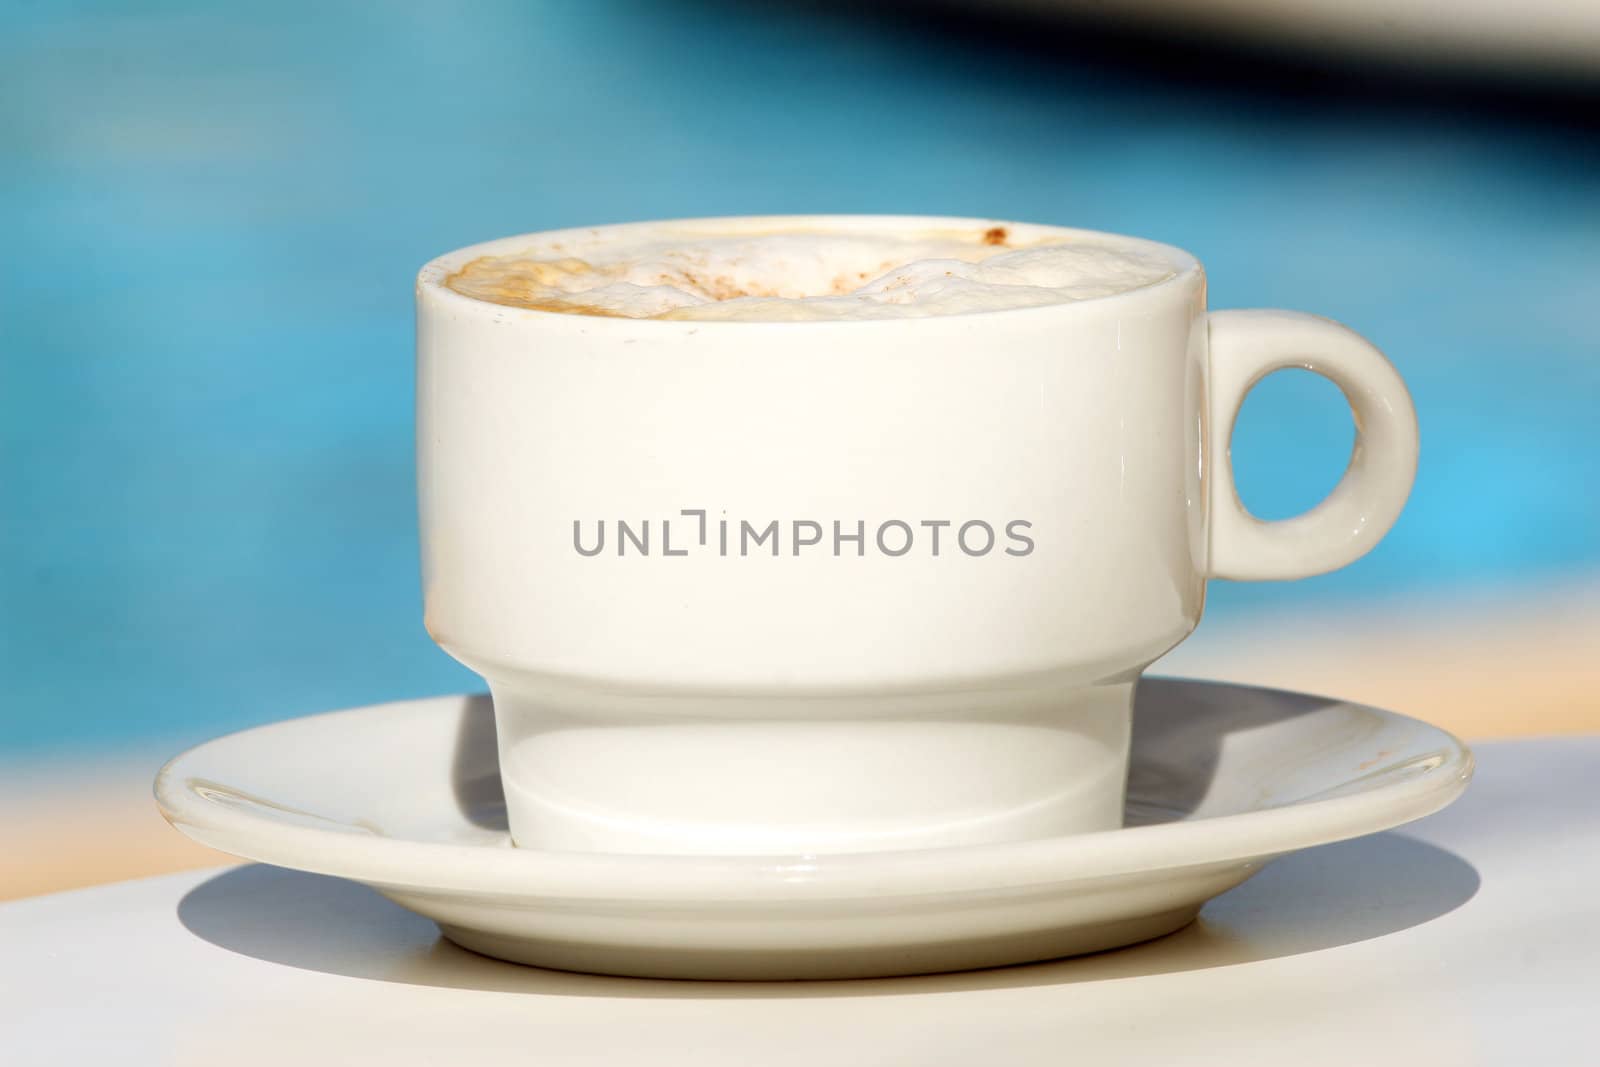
xmin=155 ymin=678 xmax=1471 ymax=980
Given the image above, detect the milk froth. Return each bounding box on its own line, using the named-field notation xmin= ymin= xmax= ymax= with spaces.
xmin=444 ymin=223 xmax=1176 ymax=321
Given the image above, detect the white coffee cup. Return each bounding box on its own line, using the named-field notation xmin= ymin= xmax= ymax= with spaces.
xmin=416 ymin=216 xmax=1417 ymax=856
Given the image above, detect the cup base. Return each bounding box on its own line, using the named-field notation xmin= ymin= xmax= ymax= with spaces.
xmin=488 ymin=676 xmax=1134 ymax=855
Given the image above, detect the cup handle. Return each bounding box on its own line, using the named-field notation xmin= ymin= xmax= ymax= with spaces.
xmin=1205 ymin=309 xmax=1419 ymax=581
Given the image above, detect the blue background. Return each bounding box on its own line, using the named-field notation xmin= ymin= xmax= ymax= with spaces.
xmin=4 ymin=1 xmax=1597 ymax=756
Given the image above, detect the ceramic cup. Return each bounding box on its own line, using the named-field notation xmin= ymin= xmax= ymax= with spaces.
xmin=416 ymin=216 xmax=1417 ymax=856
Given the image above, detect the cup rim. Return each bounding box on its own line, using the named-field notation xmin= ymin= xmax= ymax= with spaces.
xmin=416 ymin=214 xmax=1204 ymax=330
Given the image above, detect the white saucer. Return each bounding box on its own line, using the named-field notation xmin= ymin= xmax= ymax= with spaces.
xmin=155 ymin=678 xmax=1472 ymax=980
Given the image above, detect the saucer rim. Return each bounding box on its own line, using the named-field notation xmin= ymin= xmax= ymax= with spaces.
xmin=154 ymin=677 xmax=1473 ymax=903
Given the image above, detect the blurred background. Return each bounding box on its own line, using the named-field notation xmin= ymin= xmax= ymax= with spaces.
xmin=3 ymin=0 xmax=1597 ymax=900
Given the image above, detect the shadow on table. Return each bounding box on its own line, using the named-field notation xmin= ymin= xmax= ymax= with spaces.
xmin=177 ymin=841 xmax=1479 ymax=999
xmin=178 ymin=678 xmax=1478 ymax=997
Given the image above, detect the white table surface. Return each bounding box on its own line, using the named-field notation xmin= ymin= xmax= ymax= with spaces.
xmin=4 ymin=736 xmax=1598 ymax=1066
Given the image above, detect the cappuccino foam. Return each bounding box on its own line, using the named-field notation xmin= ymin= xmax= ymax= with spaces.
xmin=444 ymin=225 xmax=1175 ymax=321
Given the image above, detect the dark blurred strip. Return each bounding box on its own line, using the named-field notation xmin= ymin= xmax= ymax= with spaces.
xmin=717 ymin=0 xmax=1600 ymax=126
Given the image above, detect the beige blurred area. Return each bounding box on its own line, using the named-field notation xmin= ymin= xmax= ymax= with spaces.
xmin=5 ymin=579 xmax=1597 ymax=903
xmin=1 ymin=755 xmax=232 ymax=903
xmin=1161 ymin=577 xmax=1600 ymax=743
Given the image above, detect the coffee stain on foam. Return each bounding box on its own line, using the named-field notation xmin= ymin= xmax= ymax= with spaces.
xmin=444 ymin=256 xmax=634 ymax=318
xmin=441 ymin=224 xmax=1027 ymax=317
xmin=446 ymin=256 xmax=781 ymax=313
